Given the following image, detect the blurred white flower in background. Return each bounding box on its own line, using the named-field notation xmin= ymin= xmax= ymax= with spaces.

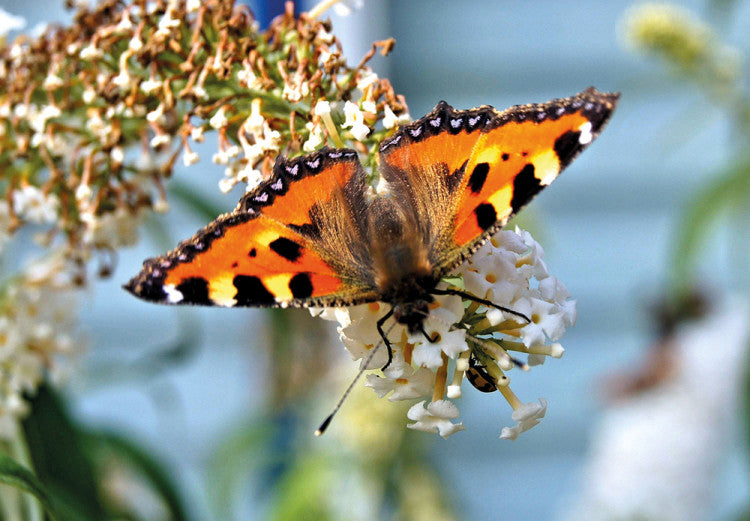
xmin=0 ymin=253 xmax=84 ymax=439
xmin=562 ymin=297 xmax=749 ymax=521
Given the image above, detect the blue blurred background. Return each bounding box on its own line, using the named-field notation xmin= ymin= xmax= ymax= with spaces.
xmin=3 ymin=0 xmax=749 ymax=519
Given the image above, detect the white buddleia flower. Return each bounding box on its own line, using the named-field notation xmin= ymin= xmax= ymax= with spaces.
xmin=342 ymin=100 xmax=370 ymax=140
xmin=500 ymin=399 xmax=547 ymax=440
xmin=406 ymin=400 xmax=465 ymax=439
xmin=312 ymin=227 xmax=574 ymax=438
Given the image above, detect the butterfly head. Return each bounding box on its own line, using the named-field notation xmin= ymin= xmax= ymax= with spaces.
xmin=384 ymin=274 xmax=439 ymax=333
xmin=392 ymin=298 xmax=433 ymax=333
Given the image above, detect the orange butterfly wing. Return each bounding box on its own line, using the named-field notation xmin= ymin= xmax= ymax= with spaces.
xmin=125 ymin=149 xmax=380 ymax=307
xmin=379 ymin=87 xmax=619 ymax=273
xmin=127 ymin=89 xmax=618 ymax=308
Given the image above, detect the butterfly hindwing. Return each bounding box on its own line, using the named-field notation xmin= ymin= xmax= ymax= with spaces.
xmin=379 ymin=87 xmax=619 ymax=273
xmin=126 ymin=148 xmax=381 ymax=307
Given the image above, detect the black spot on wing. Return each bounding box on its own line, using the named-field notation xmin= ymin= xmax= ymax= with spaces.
xmin=468 ymin=163 xmax=489 ymax=194
xmin=289 ymin=273 xmax=313 ymax=299
xmin=233 ymin=275 xmax=275 ymax=305
xmin=554 ymin=130 xmax=583 ymax=168
xmin=269 ymin=237 xmax=302 ymax=262
xmin=510 ymin=164 xmax=542 ymax=213
xmin=474 ymin=203 xmax=497 ymax=231
xmin=176 ymin=277 xmax=211 ymax=305
xmin=248 ymin=248 xmax=257 ymax=257
xmin=445 ymin=160 xmax=466 ymax=192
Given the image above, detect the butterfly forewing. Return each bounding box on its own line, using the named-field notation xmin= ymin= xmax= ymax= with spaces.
xmin=379 ymin=88 xmax=619 ymax=275
xmin=126 ymin=148 xmax=381 ymax=307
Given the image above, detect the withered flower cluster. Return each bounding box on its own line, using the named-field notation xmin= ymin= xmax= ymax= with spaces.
xmin=0 ymin=0 xmax=408 ymax=281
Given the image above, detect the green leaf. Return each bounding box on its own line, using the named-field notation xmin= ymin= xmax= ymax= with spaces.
xmin=269 ymin=454 xmax=335 ymax=521
xmin=671 ymin=159 xmax=750 ymax=294
xmin=0 ymin=453 xmax=59 ymax=520
xmin=208 ymin=419 xmax=276 ymax=520
xmin=735 ymin=504 xmax=750 ymax=521
xmin=22 ymin=385 xmax=106 ymax=521
xmin=82 ymin=430 xmax=190 ymax=521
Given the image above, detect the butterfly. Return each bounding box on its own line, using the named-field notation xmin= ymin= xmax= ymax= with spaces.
xmin=125 ymin=87 xmax=618 ymax=373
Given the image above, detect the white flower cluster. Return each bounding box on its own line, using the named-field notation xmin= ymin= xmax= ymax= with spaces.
xmin=208 ymin=99 xmax=283 ymax=194
xmin=314 ymin=228 xmax=574 ymax=438
xmin=0 ymin=253 xmax=84 ymax=438
xmin=303 ymin=90 xmax=409 ymax=154
xmin=12 ymin=184 xmax=59 ymax=225
xmin=458 ymin=228 xmax=576 ymax=366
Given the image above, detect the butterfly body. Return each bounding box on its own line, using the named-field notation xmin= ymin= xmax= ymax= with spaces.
xmin=126 ymin=88 xmax=618 ymax=340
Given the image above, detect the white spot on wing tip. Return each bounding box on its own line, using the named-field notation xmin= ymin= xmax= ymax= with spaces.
xmin=163 ymin=284 xmax=184 ymax=303
xmin=578 ymin=122 xmax=593 ymax=145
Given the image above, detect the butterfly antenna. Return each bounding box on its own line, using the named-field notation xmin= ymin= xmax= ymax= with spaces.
xmin=432 ymin=288 xmax=531 ymax=323
xmin=420 ymin=308 xmax=529 ymax=371
xmin=316 ymin=320 xmax=398 ymax=436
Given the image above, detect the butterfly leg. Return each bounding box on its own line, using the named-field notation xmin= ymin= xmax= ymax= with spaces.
xmin=418 ymin=323 xmax=438 ymax=343
xmin=377 ymin=307 xmax=395 ymax=370
xmin=432 ymin=288 xmax=531 ymax=323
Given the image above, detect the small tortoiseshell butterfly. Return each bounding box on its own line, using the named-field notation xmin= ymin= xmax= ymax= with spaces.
xmin=126 ymin=88 xmax=618 ymax=366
